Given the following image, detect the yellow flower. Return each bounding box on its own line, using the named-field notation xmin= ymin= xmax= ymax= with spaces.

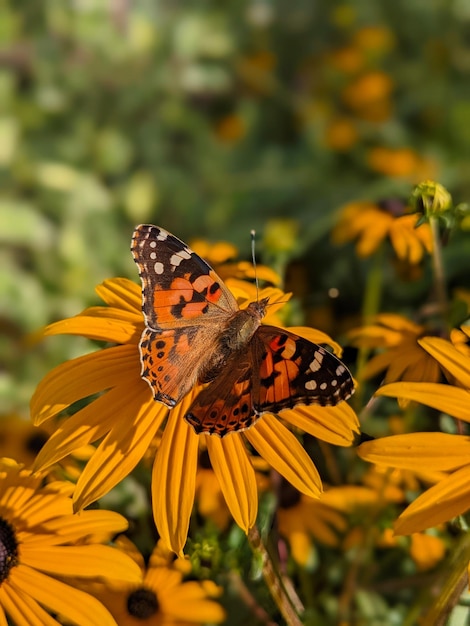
xmin=359 ymin=335 xmax=470 ymax=534
xmin=367 ymin=147 xmax=437 ymax=179
xmin=323 ymin=117 xmax=359 ymax=152
xmin=189 ymin=238 xmax=281 ymax=285
xmin=276 ymin=483 xmax=350 ymax=568
xmin=214 ymin=113 xmax=247 ymax=143
xmin=332 ymin=200 xmax=433 ymax=262
xmin=342 ymin=71 xmax=393 ymax=110
xmin=347 ymin=314 xmax=444 ymax=385
xmin=0 ymin=459 xmax=141 ymax=626
xmin=31 ymin=278 xmax=359 ymax=554
xmin=91 ymin=538 xmax=226 ymax=625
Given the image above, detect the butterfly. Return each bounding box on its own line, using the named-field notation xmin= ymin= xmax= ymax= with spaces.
xmin=131 ymin=224 xmax=354 ymax=437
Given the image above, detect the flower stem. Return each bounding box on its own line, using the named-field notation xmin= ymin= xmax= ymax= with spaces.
xmin=429 ymin=215 xmax=449 ymax=334
xmin=247 ymin=526 xmax=304 ymax=626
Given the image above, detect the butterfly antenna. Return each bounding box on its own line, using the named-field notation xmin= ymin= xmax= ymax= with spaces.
xmin=250 ymin=229 xmax=260 ymax=302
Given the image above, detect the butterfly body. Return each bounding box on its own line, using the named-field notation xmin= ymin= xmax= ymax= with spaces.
xmin=132 ymin=224 xmax=354 ymax=437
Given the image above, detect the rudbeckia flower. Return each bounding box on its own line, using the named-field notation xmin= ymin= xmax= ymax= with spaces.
xmin=358 ymin=333 xmax=470 ymax=534
xmin=347 ymin=313 xmax=444 ymax=385
xmin=332 ymin=199 xmax=433 ymax=262
xmin=0 ymin=459 xmax=142 ymax=626
xmin=90 ymin=538 xmax=226 ymax=625
xmin=31 ymin=278 xmax=359 ymax=554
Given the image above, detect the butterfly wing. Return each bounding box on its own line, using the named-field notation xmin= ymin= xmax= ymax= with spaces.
xmin=131 ymin=224 xmax=239 ymax=407
xmin=185 ymin=354 xmax=257 ymax=436
xmin=254 ymin=326 xmax=355 ymax=412
xmin=184 ymin=326 xmax=354 ymax=436
xmin=131 ymin=224 xmax=238 ymax=330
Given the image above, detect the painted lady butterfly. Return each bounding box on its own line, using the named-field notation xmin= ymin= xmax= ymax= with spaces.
xmin=131 ymin=224 xmax=354 ymax=437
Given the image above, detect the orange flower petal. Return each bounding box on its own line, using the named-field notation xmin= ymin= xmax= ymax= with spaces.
xmin=10 ymin=566 xmax=116 ymax=626
xmin=206 ymin=433 xmax=257 ymax=533
xmin=74 ymin=395 xmax=166 ymax=510
xmin=376 ymin=382 xmax=470 ymax=421
xmin=21 ymin=545 xmax=142 ymax=582
xmin=394 ymin=465 xmax=470 ymax=534
xmin=245 ymin=415 xmax=322 ymax=498
xmin=358 ymin=433 xmax=470 ymax=471
xmin=95 ymin=277 xmax=142 ymax=312
xmin=44 ymin=313 xmax=140 ymax=344
xmin=31 ymin=345 xmax=139 ymax=425
xmin=283 ymin=403 xmax=359 ymax=446
xmin=419 ymin=337 xmax=470 ymax=388
xmin=152 ymin=398 xmax=199 ymax=556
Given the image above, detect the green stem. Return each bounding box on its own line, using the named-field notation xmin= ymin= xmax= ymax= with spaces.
xmin=429 ymin=215 xmax=449 ymax=334
xmin=247 ymin=526 xmax=304 ymax=626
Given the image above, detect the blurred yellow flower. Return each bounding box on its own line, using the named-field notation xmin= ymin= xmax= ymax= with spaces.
xmin=0 ymin=459 xmax=141 ymax=626
xmin=91 ymin=538 xmax=225 ymax=625
xmin=332 ymin=200 xmax=433 ymax=262
xmin=342 ymin=71 xmax=393 ymax=110
xmin=214 ymin=113 xmax=247 ymax=143
xmin=324 ymin=117 xmax=359 ymax=151
xmin=367 ymin=147 xmax=437 ymax=179
xmin=347 ymin=314 xmax=443 ymax=385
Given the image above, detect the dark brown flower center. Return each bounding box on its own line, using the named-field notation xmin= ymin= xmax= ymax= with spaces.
xmin=127 ymin=586 xmax=159 ymax=619
xmin=0 ymin=517 xmax=19 ymax=583
xmin=278 ymin=482 xmax=302 ymax=509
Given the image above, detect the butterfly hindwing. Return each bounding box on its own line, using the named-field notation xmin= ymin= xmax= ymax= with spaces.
xmin=254 ymin=326 xmax=355 ymax=412
xmin=131 ymin=224 xmax=237 ymax=330
xmin=185 ymin=355 xmax=257 ymax=436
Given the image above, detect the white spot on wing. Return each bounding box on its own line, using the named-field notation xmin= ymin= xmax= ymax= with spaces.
xmin=336 ymin=365 xmax=345 ymax=376
xmin=170 ymin=253 xmax=183 ymax=267
xmin=154 ymin=261 xmax=164 ymax=274
xmin=149 ymin=241 xmax=157 ymax=248
xmin=150 ymin=251 xmax=157 ymax=260
xmin=305 ymin=380 xmax=317 ymax=390
xmin=156 ymin=231 xmax=168 ymax=241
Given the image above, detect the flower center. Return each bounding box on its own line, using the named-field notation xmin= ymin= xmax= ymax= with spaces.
xmin=0 ymin=517 xmax=19 ymax=583
xmin=127 ymin=587 xmax=159 ymax=619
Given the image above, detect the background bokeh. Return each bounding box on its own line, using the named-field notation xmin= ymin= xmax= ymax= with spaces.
xmin=1 ymin=0 xmax=469 ymax=411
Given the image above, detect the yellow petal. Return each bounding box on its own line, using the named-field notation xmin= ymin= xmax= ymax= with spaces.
xmin=282 ymin=403 xmax=359 ymax=446
xmin=206 ymin=433 xmax=257 ymax=533
xmin=358 ymin=433 xmax=470 ymax=471
xmin=74 ymin=394 xmax=165 ymax=510
xmin=376 ymin=382 xmax=470 ymax=421
xmin=419 ymin=337 xmax=470 ymax=388
xmin=10 ymin=566 xmax=117 ymax=626
xmin=0 ymin=584 xmax=50 ymax=626
xmin=44 ymin=313 xmax=140 ymax=344
xmin=288 ymin=326 xmax=344 ymax=356
xmin=410 ymin=533 xmax=445 ymax=571
xmin=21 ymin=545 xmax=142 ymax=583
xmin=95 ymin=277 xmax=142 ymax=312
xmin=245 ymin=415 xmax=322 ymax=498
xmin=394 ymin=465 xmax=470 ymax=534
xmin=152 ymin=399 xmax=199 ymax=555
xmin=31 ymin=345 xmax=139 ymax=425
xmin=39 ymin=510 xmax=130 ymax=543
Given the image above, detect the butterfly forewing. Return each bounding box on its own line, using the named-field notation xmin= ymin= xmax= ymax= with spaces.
xmin=132 ymin=224 xmax=239 ymax=406
xmin=131 ymin=224 xmax=237 ymax=330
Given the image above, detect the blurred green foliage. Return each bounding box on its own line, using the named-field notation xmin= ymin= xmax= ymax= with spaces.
xmin=1 ymin=0 xmax=469 ymax=408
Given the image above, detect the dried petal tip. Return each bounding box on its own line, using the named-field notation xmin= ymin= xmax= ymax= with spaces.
xmin=411 ymin=181 xmax=452 ymax=217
